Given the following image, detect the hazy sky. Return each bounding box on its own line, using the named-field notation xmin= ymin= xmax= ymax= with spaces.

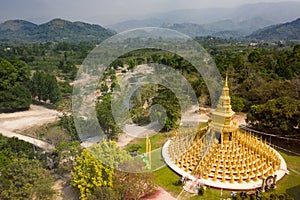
xmin=0 ymin=0 xmax=299 ymax=25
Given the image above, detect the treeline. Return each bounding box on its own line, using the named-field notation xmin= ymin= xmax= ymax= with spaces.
xmin=102 ymin=43 xmax=300 ymax=136
xmin=0 ymin=135 xmax=55 ymax=199
xmin=0 ymin=41 xmax=93 ymax=112
xmin=1 ymin=40 xmax=299 ymax=136
xmin=0 ymin=58 xmax=61 ymax=112
xmin=212 ymin=44 xmax=300 ymax=135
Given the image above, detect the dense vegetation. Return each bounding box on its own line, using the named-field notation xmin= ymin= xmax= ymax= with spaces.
xmin=0 ymin=57 xmax=62 ymax=112
xmin=1 ymin=37 xmax=299 ymax=136
xmin=0 ymin=135 xmax=55 ymax=200
xmin=71 ymin=140 xmax=156 ymax=200
xmin=98 ymin=41 xmax=300 ymax=137
xmin=0 ymin=33 xmax=299 ymax=200
xmin=0 ymin=59 xmax=31 ymax=112
xmin=0 ymin=41 xmax=95 ymax=112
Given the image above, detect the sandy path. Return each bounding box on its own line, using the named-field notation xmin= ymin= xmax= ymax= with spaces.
xmin=0 ymin=105 xmax=59 ymax=151
xmin=181 ymin=106 xmax=211 ymax=123
xmin=0 ymin=105 xmax=59 ymax=131
xmin=141 ymin=187 xmax=176 ymax=200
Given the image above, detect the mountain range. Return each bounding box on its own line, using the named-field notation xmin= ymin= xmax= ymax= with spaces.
xmin=0 ymin=18 xmax=115 ymax=42
xmin=1 ymin=1 xmax=300 ymax=43
xmin=248 ymin=18 xmax=300 ymax=41
xmin=108 ymin=2 xmax=300 ymax=37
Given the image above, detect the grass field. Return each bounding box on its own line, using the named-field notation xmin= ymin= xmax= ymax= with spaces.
xmin=272 ymin=150 xmax=300 ymax=199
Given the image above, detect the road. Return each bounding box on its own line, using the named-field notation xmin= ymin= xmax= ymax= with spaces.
xmin=0 ymin=105 xmax=58 ymax=151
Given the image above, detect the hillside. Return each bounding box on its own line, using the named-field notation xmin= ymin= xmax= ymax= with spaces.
xmin=161 ymin=17 xmax=272 ymax=37
xmin=248 ymin=18 xmax=300 ymax=41
xmin=108 ymin=1 xmax=300 ymax=33
xmin=0 ymin=18 xmax=115 ymax=42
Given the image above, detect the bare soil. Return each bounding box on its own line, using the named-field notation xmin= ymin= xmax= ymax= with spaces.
xmin=0 ymin=104 xmax=59 ymax=132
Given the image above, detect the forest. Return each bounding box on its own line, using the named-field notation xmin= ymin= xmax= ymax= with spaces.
xmin=0 ymin=37 xmax=299 ymax=199
xmin=0 ymin=39 xmax=299 ymax=137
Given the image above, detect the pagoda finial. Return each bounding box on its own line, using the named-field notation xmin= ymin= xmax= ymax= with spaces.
xmin=225 ymin=69 xmax=228 ymax=87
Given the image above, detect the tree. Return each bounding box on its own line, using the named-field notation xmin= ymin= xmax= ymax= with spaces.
xmin=0 ymin=59 xmax=31 ymax=112
xmin=30 ymin=71 xmax=44 ymax=101
xmin=96 ymin=94 xmax=122 ymax=140
xmin=127 ymin=59 xmax=137 ymax=70
xmin=231 ymin=96 xmax=245 ymax=112
xmin=0 ymin=158 xmax=54 ymax=200
xmin=72 ymin=140 xmax=134 ymax=199
xmin=85 ymin=144 xmax=156 ymax=200
xmin=87 ymin=187 xmax=121 ymax=200
xmin=113 ymin=169 xmax=156 ymax=200
xmin=88 ymin=140 xmax=132 ymax=169
xmin=58 ymin=113 xmax=79 ymax=140
xmin=53 ymin=141 xmax=82 ymax=173
xmin=248 ymin=50 xmax=261 ymax=63
xmin=45 ymin=74 xmax=61 ymax=103
xmin=110 ymin=59 xmax=123 ymax=69
xmin=152 ymin=86 xmax=181 ymax=131
xmin=10 ymin=60 xmax=30 ymax=83
xmin=71 ymin=148 xmax=114 ymax=200
xmin=89 ymin=168 xmax=157 ymax=200
xmin=246 ymin=97 xmax=300 ymax=134
xmin=30 ymin=71 xmax=61 ymax=103
xmin=0 ymin=84 xmax=32 ymax=112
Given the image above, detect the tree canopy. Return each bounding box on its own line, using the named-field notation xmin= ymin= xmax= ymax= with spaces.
xmin=0 ymin=59 xmax=31 ymax=112
xmin=247 ymin=97 xmax=300 ymax=135
xmin=0 ymin=158 xmax=54 ymax=200
xmin=30 ymin=71 xmax=61 ymax=103
xmin=71 ymin=140 xmax=131 ymax=199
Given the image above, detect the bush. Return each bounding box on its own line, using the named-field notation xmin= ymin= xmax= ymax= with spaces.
xmin=198 ymin=186 xmax=204 ymax=196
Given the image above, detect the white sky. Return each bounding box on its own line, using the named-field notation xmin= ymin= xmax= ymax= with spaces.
xmin=0 ymin=0 xmax=299 ymax=25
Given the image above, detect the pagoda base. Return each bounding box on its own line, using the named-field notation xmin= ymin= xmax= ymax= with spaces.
xmin=162 ymin=140 xmax=288 ymax=191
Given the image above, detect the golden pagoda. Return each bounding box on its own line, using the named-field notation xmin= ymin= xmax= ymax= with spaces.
xmin=162 ymin=74 xmax=287 ymax=191
xmin=210 ymin=73 xmax=238 ymax=145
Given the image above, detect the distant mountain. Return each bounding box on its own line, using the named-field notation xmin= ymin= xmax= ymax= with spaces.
xmin=162 ymin=23 xmax=210 ymax=37
xmin=0 ymin=18 xmax=115 ymax=42
xmin=108 ymin=2 xmax=300 ymax=36
xmin=161 ymin=17 xmax=273 ymax=38
xmin=0 ymin=19 xmax=37 ymax=31
xmin=248 ymin=18 xmax=300 ymax=41
xmin=108 ymin=18 xmax=164 ymax=33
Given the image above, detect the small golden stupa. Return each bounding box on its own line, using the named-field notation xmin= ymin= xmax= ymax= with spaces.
xmin=162 ymin=75 xmax=287 ymax=190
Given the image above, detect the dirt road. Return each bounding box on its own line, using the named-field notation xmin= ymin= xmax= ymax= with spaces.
xmin=0 ymin=105 xmax=58 ymax=131
xmin=0 ymin=105 xmax=58 ymax=151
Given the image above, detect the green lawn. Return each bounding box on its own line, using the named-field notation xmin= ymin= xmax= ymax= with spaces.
xmin=269 ymin=150 xmax=300 ymax=199
xmin=153 ymin=166 xmax=183 ymax=197
xmin=153 ymin=149 xmax=300 ymax=200
xmin=153 ymin=166 xmax=232 ymax=200
xmin=125 ymin=132 xmax=170 ymax=153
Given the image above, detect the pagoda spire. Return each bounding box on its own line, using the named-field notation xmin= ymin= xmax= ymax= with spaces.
xmin=225 ymin=69 xmax=228 ymax=87
xmin=210 ymin=72 xmax=238 ymax=144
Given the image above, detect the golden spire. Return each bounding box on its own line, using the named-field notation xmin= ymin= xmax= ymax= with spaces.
xmin=225 ymin=70 xmax=228 ymax=87
xmin=210 ymin=71 xmax=237 ymax=144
